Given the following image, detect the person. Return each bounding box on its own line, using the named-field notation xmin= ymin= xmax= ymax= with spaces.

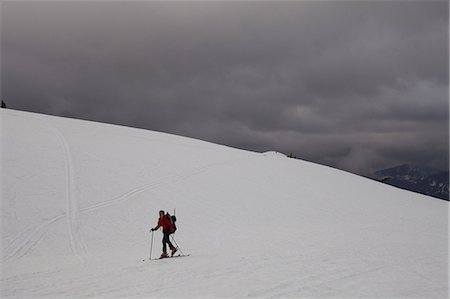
xmin=150 ymin=210 xmax=177 ymax=258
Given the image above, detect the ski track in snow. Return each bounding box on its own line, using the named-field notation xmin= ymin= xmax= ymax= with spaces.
xmin=3 ymin=117 xmax=91 ymax=262
xmin=80 ymin=160 xmax=236 ymax=214
xmin=3 ymin=215 xmax=66 ymax=261
xmin=49 ymin=122 xmax=90 ymax=262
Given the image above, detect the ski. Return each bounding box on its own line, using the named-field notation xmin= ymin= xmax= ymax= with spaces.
xmin=155 ymin=254 xmax=190 ymax=260
xmin=143 ymin=254 xmax=190 ymax=262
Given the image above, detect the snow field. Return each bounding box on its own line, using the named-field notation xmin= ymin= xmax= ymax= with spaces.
xmin=1 ymin=109 xmax=448 ymax=298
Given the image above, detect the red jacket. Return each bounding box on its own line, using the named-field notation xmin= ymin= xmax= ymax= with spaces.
xmin=154 ymin=215 xmax=175 ymax=233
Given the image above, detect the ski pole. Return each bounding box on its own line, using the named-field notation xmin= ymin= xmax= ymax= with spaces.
xmin=149 ymin=230 xmax=154 ymax=260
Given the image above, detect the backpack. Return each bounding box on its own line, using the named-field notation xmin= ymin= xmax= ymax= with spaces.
xmin=167 ymin=213 xmax=177 ymax=233
xmin=171 ymin=215 xmax=177 ymax=232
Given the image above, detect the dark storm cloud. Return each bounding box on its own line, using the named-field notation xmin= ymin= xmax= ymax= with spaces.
xmin=1 ymin=1 xmax=448 ymax=175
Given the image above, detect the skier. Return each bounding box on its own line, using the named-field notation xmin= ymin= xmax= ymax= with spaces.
xmin=150 ymin=210 xmax=177 ymax=258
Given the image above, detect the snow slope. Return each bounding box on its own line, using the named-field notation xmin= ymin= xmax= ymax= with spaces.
xmin=1 ymin=109 xmax=448 ymax=298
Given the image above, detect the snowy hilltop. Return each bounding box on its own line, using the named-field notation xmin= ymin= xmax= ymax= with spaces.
xmin=1 ymin=109 xmax=448 ymax=298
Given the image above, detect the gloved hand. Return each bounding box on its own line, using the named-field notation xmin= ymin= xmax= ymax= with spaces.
xmin=150 ymin=228 xmax=155 ymax=232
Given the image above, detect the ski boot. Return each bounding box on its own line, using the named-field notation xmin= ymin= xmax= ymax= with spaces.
xmin=160 ymin=252 xmax=168 ymax=259
xmin=171 ymin=247 xmax=178 ymax=257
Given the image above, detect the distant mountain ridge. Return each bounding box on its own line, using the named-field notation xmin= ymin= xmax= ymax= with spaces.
xmin=372 ymin=164 xmax=449 ymax=201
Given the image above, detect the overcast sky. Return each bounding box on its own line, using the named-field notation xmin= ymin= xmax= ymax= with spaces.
xmin=1 ymin=1 xmax=449 ymax=176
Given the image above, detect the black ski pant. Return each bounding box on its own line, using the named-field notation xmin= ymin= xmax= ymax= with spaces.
xmin=162 ymin=230 xmax=174 ymax=253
